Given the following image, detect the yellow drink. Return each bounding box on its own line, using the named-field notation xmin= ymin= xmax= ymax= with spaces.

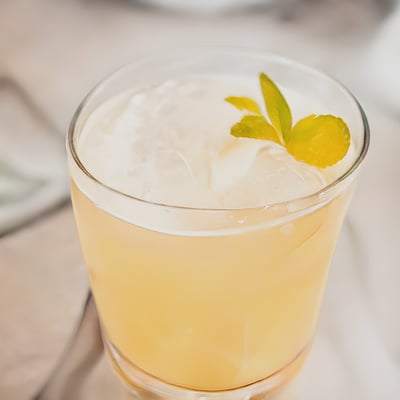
xmin=71 ymin=179 xmax=351 ymax=390
xmin=67 ymin=49 xmax=368 ymax=398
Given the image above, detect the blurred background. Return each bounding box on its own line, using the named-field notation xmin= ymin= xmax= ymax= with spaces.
xmin=0 ymin=0 xmax=399 ymax=399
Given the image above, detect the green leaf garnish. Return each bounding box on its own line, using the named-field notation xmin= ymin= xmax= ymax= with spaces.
xmin=259 ymin=73 xmax=292 ymax=141
xmin=231 ymin=115 xmax=281 ymax=143
xmin=224 ymin=73 xmax=350 ymax=168
xmin=225 ymin=96 xmax=261 ymax=115
xmin=287 ymin=114 xmax=350 ymax=167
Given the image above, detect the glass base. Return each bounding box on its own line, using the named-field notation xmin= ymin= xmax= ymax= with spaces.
xmin=104 ymin=337 xmax=311 ymax=400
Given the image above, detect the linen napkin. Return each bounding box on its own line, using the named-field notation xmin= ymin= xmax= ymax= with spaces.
xmin=0 ymin=78 xmax=68 ymax=235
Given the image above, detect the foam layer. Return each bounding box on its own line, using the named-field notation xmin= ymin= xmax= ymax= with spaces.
xmin=76 ymin=77 xmax=352 ymax=210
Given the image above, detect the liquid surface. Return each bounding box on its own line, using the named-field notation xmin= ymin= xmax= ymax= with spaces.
xmin=76 ymin=77 xmax=349 ymax=209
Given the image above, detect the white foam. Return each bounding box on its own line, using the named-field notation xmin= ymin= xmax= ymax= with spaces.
xmin=75 ymin=76 xmax=351 ymax=211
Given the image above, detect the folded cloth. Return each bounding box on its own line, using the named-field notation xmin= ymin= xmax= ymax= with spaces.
xmin=0 ymin=78 xmax=68 ymax=235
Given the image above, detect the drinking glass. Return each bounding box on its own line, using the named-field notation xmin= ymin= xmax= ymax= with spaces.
xmin=67 ymin=48 xmax=369 ymax=400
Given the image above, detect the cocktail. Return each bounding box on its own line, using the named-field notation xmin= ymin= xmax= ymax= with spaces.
xmin=67 ymin=48 xmax=369 ymax=399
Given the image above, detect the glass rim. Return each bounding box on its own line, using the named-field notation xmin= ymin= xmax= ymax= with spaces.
xmin=67 ymin=46 xmax=370 ymax=213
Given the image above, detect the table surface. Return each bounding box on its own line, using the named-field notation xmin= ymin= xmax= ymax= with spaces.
xmin=1 ymin=1 xmax=399 ymax=399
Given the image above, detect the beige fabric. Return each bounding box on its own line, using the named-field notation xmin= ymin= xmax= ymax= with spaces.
xmin=1 ymin=1 xmax=399 ymax=399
